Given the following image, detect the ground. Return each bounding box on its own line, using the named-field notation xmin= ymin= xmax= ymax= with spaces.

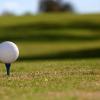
xmin=0 ymin=13 xmax=100 ymax=100
xmin=0 ymin=59 xmax=100 ymax=100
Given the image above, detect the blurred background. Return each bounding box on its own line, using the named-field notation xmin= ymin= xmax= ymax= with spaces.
xmin=0 ymin=0 xmax=100 ymax=61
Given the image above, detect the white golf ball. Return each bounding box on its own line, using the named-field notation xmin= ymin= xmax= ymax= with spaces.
xmin=0 ymin=41 xmax=19 ymax=63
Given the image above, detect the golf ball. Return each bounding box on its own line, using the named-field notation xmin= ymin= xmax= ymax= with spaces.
xmin=0 ymin=41 xmax=19 ymax=63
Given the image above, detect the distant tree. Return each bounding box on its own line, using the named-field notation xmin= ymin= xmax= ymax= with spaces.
xmin=1 ymin=11 xmax=15 ymax=16
xmin=23 ymin=12 xmax=33 ymax=16
xmin=61 ymin=3 xmax=74 ymax=12
xmin=39 ymin=0 xmax=60 ymax=12
xmin=39 ymin=0 xmax=74 ymax=13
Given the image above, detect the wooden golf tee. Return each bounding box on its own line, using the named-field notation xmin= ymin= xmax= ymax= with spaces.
xmin=5 ymin=63 xmax=11 ymax=76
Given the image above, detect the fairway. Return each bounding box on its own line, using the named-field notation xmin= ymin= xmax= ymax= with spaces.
xmin=0 ymin=14 xmax=100 ymax=100
xmin=0 ymin=59 xmax=100 ymax=100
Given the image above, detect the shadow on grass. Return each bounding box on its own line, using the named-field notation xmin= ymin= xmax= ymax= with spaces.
xmin=1 ymin=21 xmax=100 ymax=30
xmin=0 ymin=33 xmax=100 ymax=42
xmin=0 ymin=21 xmax=100 ymax=42
xmin=19 ymin=48 xmax=100 ymax=61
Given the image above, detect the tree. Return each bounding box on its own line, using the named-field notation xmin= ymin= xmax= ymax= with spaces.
xmin=23 ymin=12 xmax=33 ymax=16
xmin=61 ymin=3 xmax=74 ymax=12
xmin=39 ymin=0 xmax=74 ymax=13
xmin=1 ymin=11 xmax=15 ymax=16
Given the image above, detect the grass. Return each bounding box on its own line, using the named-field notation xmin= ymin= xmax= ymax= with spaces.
xmin=0 ymin=59 xmax=100 ymax=100
xmin=0 ymin=13 xmax=100 ymax=100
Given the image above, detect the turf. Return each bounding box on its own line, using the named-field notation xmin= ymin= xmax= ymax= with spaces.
xmin=0 ymin=13 xmax=100 ymax=100
xmin=0 ymin=59 xmax=100 ymax=100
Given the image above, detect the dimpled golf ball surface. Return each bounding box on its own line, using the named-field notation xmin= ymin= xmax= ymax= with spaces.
xmin=0 ymin=41 xmax=19 ymax=63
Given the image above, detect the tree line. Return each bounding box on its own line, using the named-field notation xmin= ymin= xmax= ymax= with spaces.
xmin=0 ymin=0 xmax=74 ymax=16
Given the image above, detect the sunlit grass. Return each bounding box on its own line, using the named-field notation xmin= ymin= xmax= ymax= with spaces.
xmin=0 ymin=59 xmax=100 ymax=100
xmin=0 ymin=14 xmax=100 ymax=100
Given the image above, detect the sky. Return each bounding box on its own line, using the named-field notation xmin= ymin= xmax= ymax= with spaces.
xmin=0 ymin=0 xmax=100 ymax=15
